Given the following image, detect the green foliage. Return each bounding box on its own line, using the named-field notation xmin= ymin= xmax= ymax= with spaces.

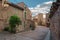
xmin=4 ymin=15 xmax=21 ymax=33
xmin=9 ymin=15 xmax=21 ymax=26
xmin=9 ymin=15 xmax=21 ymax=33
xmin=25 ymin=12 xmax=26 ymax=19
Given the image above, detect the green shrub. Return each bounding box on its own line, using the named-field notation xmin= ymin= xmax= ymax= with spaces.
xmin=9 ymin=15 xmax=21 ymax=26
xmin=9 ymin=15 xmax=21 ymax=33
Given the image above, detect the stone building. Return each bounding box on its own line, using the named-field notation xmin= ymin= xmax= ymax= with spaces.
xmin=32 ymin=15 xmax=38 ymax=26
xmin=33 ymin=13 xmax=47 ymax=26
xmin=0 ymin=0 xmax=32 ymax=32
xmin=38 ymin=13 xmax=44 ymax=25
xmin=49 ymin=0 xmax=60 ymax=40
xmin=46 ymin=13 xmax=50 ymax=27
xmin=38 ymin=13 xmax=48 ymax=26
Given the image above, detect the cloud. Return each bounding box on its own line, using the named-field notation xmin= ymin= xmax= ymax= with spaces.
xmin=29 ymin=1 xmax=53 ymax=17
xmin=44 ymin=1 xmax=52 ymax=4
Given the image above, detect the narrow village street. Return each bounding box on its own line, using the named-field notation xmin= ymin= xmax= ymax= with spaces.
xmin=0 ymin=0 xmax=60 ymax=40
xmin=0 ymin=26 xmax=50 ymax=40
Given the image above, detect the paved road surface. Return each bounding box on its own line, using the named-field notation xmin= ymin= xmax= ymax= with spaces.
xmin=0 ymin=26 xmax=50 ymax=40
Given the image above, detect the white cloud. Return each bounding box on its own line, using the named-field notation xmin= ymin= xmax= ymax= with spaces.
xmin=44 ymin=1 xmax=52 ymax=4
xmin=36 ymin=4 xmax=40 ymax=8
xmin=29 ymin=1 xmax=53 ymax=17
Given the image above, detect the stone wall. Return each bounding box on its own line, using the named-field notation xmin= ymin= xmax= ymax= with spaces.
xmin=49 ymin=6 xmax=60 ymax=40
xmin=0 ymin=2 xmax=32 ymax=32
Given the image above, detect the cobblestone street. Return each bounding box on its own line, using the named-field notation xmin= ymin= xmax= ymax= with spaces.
xmin=0 ymin=26 xmax=50 ymax=40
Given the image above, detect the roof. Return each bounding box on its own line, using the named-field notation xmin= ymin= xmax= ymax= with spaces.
xmin=17 ymin=2 xmax=25 ymax=9
xmin=7 ymin=2 xmax=24 ymax=11
xmin=0 ymin=0 xmax=24 ymax=10
xmin=17 ymin=2 xmax=29 ymax=10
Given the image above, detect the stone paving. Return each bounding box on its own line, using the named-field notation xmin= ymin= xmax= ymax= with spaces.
xmin=0 ymin=26 xmax=50 ymax=40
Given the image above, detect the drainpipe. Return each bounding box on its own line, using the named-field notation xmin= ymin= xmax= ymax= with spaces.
xmin=24 ymin=4 xmax=26 ymax=28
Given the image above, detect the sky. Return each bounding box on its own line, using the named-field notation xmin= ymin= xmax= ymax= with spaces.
xmin=8 ymin=0 xmax=56 ymax=16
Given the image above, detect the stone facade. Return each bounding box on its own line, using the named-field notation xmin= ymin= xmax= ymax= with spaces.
xmin=38 ymin=13 xmax=44 ymax=25
xmin=49 ymin=7 xmax=60 ymax=40
xmin=0 ymin=0 xmax=32 ymax=32
xmin=46 ymin=13 xmax=50 ymax=27
xmin=49 ymin=0 xmax=60 ymax=40
xmin=33 ymin=13 xmax=47 ymax=26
